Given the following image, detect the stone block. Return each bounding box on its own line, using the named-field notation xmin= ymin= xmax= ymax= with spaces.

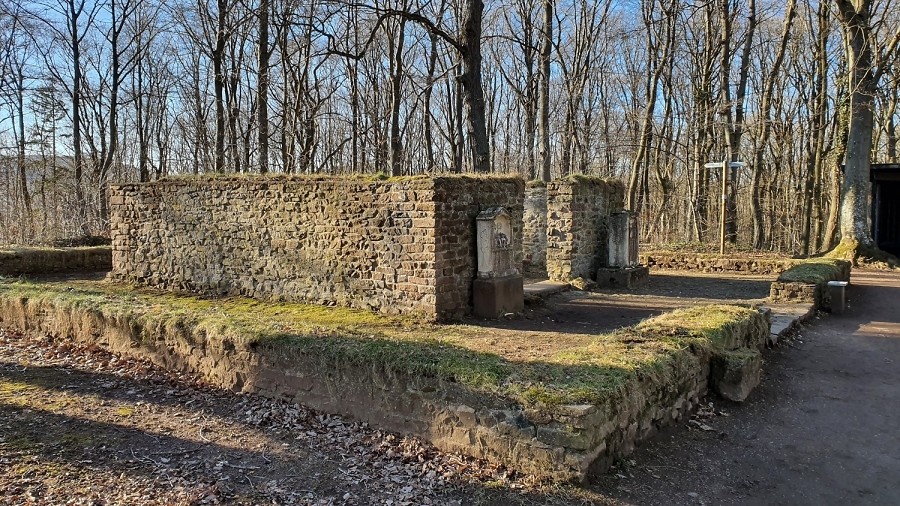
xmin=827 ymin=281 xmax=848 ymax=314
xmin=596 ymin=266 xmax=649 ymax=289
xmin=710 ymin=348 xmax=761 ymax=402
xmin=472 ymin=275 xmax=524 ymax=318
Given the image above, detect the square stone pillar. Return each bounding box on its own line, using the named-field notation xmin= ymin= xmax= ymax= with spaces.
xmin=597 ymin=211 xmax=649 ymax=288
xmin=473 ymin=208 xmax=524 ymax=318
xmin=607 ymin=211 xmax=639 ymax=268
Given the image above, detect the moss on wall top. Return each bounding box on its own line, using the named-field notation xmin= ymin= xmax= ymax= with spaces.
xmin=0 ymin=278 xmax=765 ymax=411
xmin=777 ymin=258 xmax=850 ymax=284
xmin=110 ymin=173 xmax=525 ymax=188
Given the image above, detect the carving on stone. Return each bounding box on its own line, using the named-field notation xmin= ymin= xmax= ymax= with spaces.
xmin=476 ymin=207 xmax=517 ymax=278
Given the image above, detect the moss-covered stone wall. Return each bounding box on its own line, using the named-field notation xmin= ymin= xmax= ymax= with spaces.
xmin=769 ymin=259 xmax=851 ymax=308
xmin=109 ymin=175 xmax=523 ymax=319
xmin=641 ymin=252 xmax=801 ymax=274
xmin=0 ymin=281 xmax=770 ymax=482
xmin=546 ymin=176 xmax=624 ymax=282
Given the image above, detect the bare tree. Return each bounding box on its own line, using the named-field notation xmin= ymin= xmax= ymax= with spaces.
xmin=750 ymin=0 xmax=796 ymax=249
xmin=833 ymin=0 xmax=900 ymax=249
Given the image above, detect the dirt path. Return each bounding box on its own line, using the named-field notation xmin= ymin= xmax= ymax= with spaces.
xmin=586 ymin=268 xmax=900 ymax=505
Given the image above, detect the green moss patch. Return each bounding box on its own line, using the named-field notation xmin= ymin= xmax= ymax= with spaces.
xmin=825 ymin=238 xmax=898 ymax=269
xmin=777 ymin=258 xmax=847 ymax=284
xmin=0 ymin=279 xmax=763 ymax=410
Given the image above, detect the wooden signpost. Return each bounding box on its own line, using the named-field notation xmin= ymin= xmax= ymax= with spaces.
xmin=705 ymin=160 xmax=747 ymax=255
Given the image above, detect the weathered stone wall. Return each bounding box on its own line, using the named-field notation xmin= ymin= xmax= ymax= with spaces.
xmin=0 ymin=293 xmax=769 ymax=482
xmin=769 ymin=260 xmax=851 ymax=309
xmin=523 ymin=183 xmax=548 ymax=268
xmin=109 ymin=175 xmax=523 ymax=319
xmin=641 ymin=252 xmax=801 ymax=274
xmin=0 ymin=246 xmax=112 ymax=276
xmin=546 ymin=177 xmax=625 ymax=282
xmin=431 ymin=177 xmax=525 ymax=315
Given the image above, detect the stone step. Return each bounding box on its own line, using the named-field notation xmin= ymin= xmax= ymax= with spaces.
xmin=523 ymin=280 xmax=570 ymax=299
xmin=764 ymin=303 xmax=816 ymax=345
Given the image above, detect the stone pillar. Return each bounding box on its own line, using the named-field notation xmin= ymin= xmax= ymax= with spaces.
xmin=473 ymin=208 xmax=524 ymax=318
xmin=523 ymin=183 xmax=548 ymax=268
xmin=607 ymin=211 xmax=639 ymax=268
xmin=596 ymin=211 xmax=649 ymax=288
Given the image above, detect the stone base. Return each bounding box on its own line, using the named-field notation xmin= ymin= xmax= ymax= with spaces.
xmin=595 ymin=266 xmax=650 ymax=289
xmin=710 ymin=349 xmax=761 ymax=402
xmin=473 ymin=275 xmax=524 ymax=318
xmin=827 ymin=281 xmax=848 ymax=314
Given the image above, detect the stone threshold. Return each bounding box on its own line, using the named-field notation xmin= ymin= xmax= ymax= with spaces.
xmin=523 ymin=280 xmax=570 ymax=299
xmin=763 ymin=303 xmax=816 ymax=345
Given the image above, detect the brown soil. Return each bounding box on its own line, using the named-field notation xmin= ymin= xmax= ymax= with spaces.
xmin=488 ymin=270 xmax=772 ymax=338
xmin=584 ymin=268 xmax=900 ymax=505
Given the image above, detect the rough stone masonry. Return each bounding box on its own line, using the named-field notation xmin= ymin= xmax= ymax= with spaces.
xmin=108 ymin=175 xmax=524 ymax=320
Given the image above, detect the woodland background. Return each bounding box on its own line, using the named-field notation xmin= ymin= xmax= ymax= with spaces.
xmin=1 ymin=0 xmax=898 ymax=254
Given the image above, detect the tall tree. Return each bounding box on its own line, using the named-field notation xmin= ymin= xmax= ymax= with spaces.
xmin=39 ymin=0 xmax=100 ymax=232
xmin=717 ymin=0 xmax=756 ymax=243
xmin=256 ymin=0 xmax=271 ymax=173
xmin=537 ymin=0 xmax=552 ymax=181
xmin=833 ymin=0 xmax=900 ymax=249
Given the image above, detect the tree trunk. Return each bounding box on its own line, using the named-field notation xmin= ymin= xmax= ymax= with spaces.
xmin=257 ymin=0 xmax=270 ymax=173
xmin=213 ymin=0 xmax=228 ymax=173
xmin=537 ymin=0 xmax=552 ymax=181
xmin=423 ymin=31 xmax=438 ymax=170
xmin=68 ymin=0 xmax=86 ymax=231
xmin=15 ymin=67 xmax=33 ymax=237
xmin=835 ymin=0 xmax=878 ymax=245
xmin=751 ymin=0 xmax=795 ymax=249
xmin=389 ymin=19 xmax=406 ymax=177
xmin=459 ymin=0 xmax=490 ymax=173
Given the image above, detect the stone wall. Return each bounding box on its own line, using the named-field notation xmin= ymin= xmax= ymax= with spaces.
xmin=109 ymin=175 xmax=523 ymax=320
xmin=0 ymin=246 xmax=112 ymax=276
xmin=523 ymin=183 xmax=548 ymax=268
xmin=769 ymin=260 xmax=851 ymax=309
xmin=641 ymin=252 xmax=801 ymax=274
xmin=0 ymin=291 xmax=769 ymax=482
xmin=546 ymin=176 xmax=625 ymax=282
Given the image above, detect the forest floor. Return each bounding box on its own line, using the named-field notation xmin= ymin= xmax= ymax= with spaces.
xmin=6 ymin=270 xmax=896 ymax=504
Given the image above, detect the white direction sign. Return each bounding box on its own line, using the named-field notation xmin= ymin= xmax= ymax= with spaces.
xmin=704 ymin=161 xmax=747 ymax=169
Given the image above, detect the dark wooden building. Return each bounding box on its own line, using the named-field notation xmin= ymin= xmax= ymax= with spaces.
xmin=872 ymin=163 xmax=900 ymax=255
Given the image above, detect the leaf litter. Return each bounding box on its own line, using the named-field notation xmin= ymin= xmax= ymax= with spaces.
xmin=0 ymin=326 xmax=546 ymax=505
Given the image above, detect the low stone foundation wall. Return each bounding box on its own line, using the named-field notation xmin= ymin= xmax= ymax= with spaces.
xmin=0 ymin=288 xmax=769 ymax=482
xmin=0 ymin=246 xmax=112 ymax=276
xmin=769 ymin=260 xmax=851 ymax=309
xmin=640 ymin=252 xmax=800 ymax=274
